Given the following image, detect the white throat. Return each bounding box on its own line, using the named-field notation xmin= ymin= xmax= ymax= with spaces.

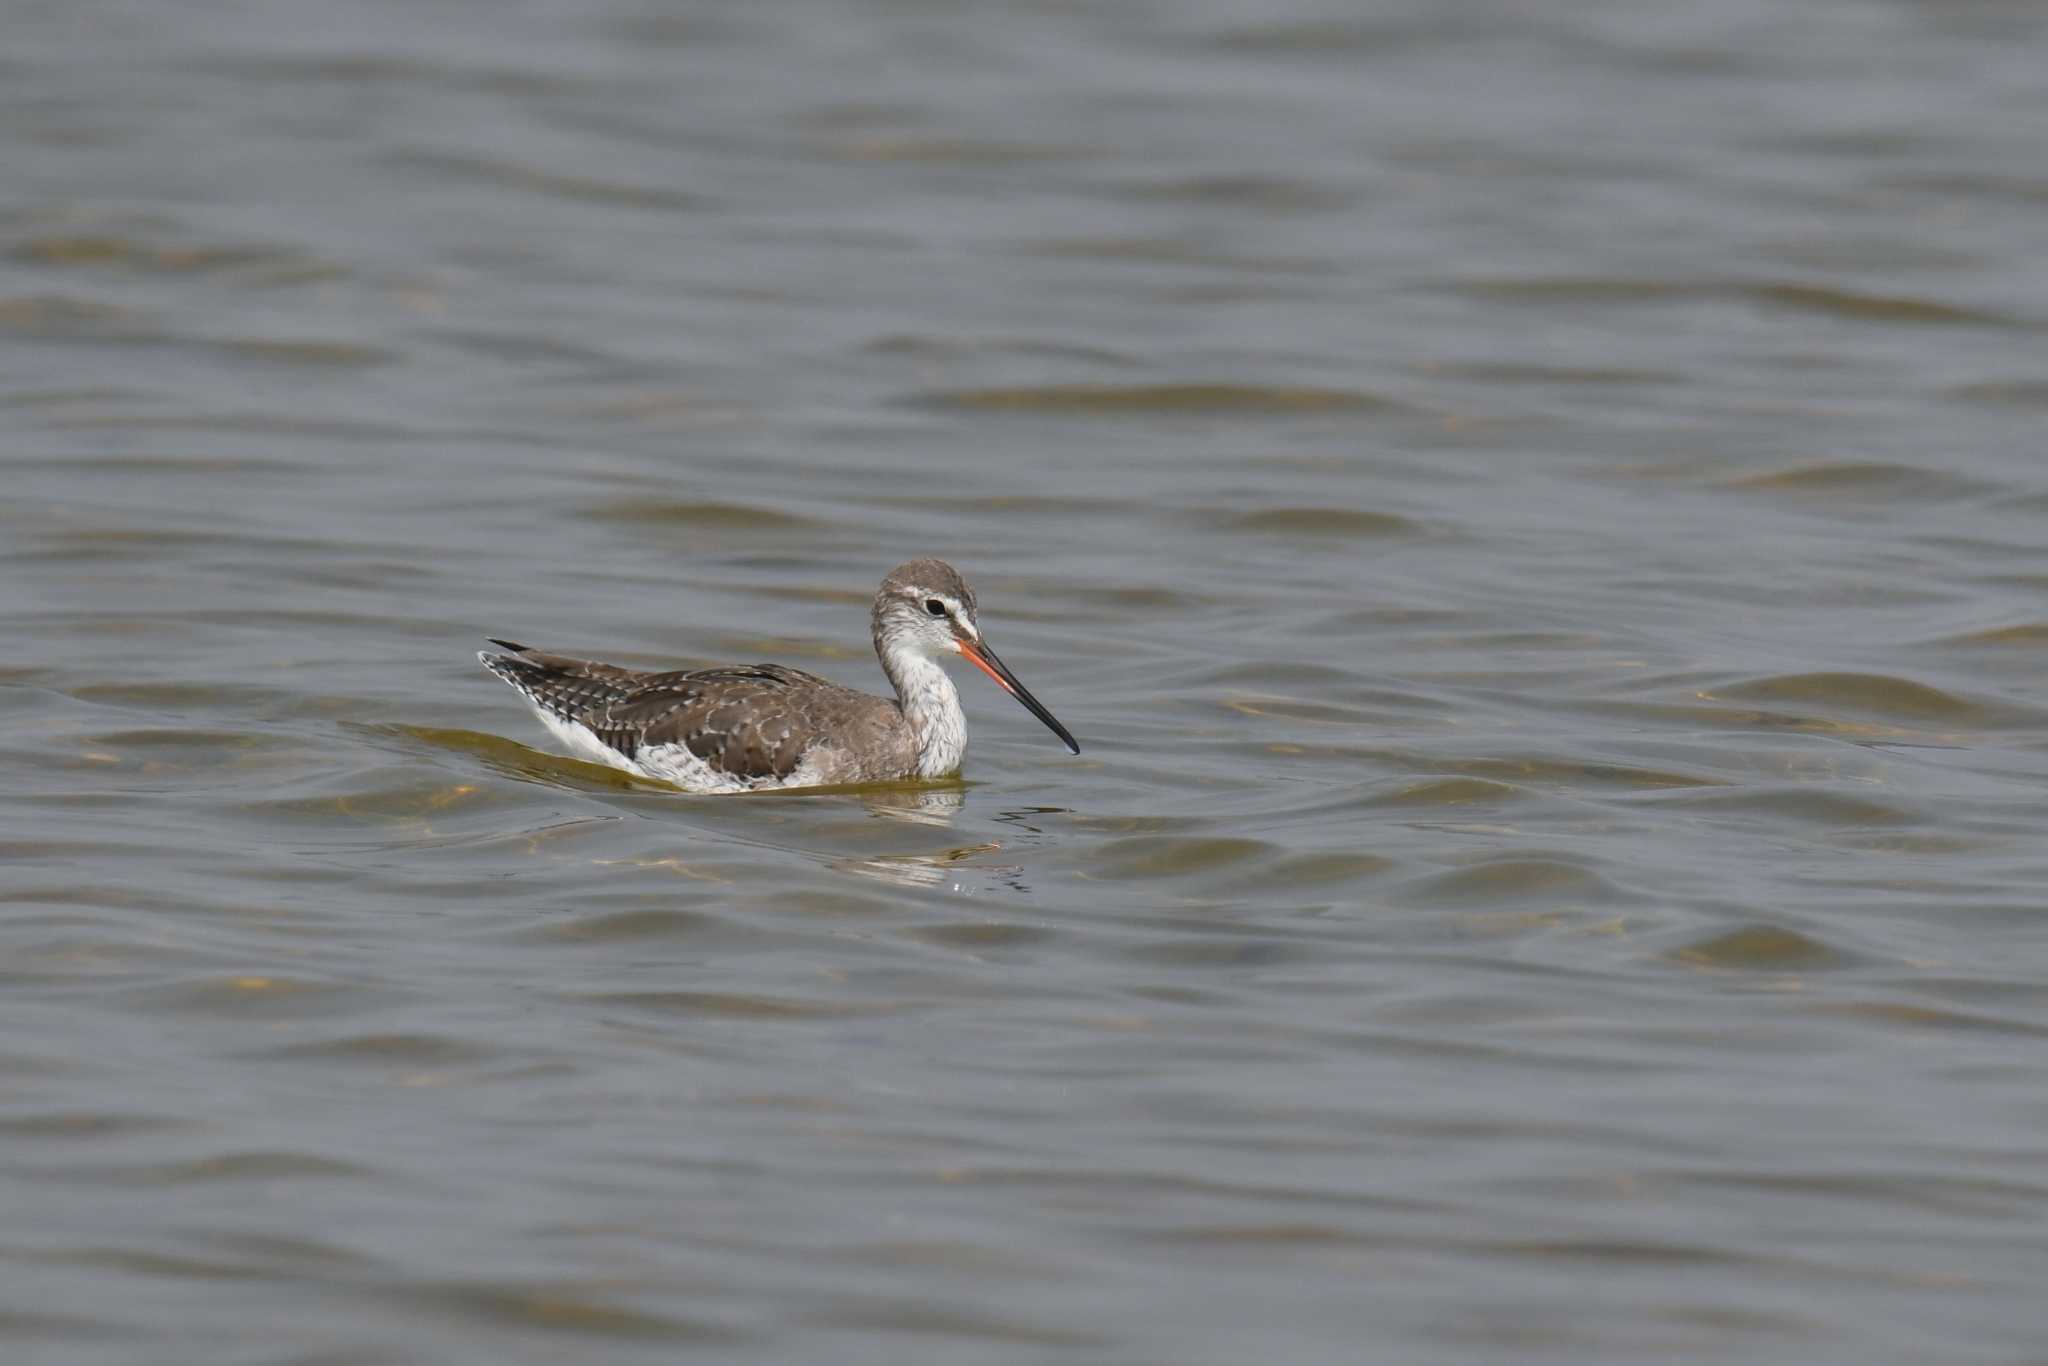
xmin=882 ymin=639 xmax=968 ymax=778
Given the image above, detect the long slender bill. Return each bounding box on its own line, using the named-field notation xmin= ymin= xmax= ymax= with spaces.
xmin=957 ymin=638 xmax=1081 ymax=755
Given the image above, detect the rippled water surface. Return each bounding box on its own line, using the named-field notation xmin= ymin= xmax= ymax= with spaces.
xmin=8 ymin=1 xmax=2048 ymax=1361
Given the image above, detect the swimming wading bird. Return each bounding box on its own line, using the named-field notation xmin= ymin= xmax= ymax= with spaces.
xmin=478 ymin=559 xmax=1080 ymax=792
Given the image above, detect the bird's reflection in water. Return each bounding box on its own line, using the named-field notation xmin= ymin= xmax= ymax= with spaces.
xmin=837 ymin=839 xmax=1027 ymax=892
xmin=836 ymin=793 xmax=1071 ymax=894
xmin=859 ymin=784 xmax=966 ymax=826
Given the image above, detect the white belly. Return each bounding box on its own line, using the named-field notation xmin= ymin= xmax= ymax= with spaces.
xmin=530 ymin=704 xmax=826 ymax=794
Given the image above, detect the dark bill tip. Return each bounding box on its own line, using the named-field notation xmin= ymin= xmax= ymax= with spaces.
xmin=958 ymin=639 xmax=1080 ymax=755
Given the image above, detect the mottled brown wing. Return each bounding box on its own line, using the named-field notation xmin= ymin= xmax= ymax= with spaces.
xmin=582 ymin=664 xmax=845 ymax=782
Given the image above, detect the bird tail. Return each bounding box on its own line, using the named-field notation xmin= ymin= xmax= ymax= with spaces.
xmin=477 ymin=639 xmax=538 ymax=690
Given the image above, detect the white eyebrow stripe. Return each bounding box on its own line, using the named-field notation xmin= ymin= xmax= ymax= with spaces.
xmin=935 ymin=597 xmax=979 ymax=638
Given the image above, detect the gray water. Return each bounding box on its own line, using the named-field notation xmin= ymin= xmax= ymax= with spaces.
xmin=7 ymin=1 xmax=2048 ymax=1361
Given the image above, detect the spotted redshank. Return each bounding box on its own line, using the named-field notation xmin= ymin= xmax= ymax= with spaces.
xmin=478 ymin=559 xmax=1079 ymax=792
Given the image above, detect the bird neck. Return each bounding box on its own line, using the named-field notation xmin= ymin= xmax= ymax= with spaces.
xmin=877 ymin=632 xmax=967 ymax=778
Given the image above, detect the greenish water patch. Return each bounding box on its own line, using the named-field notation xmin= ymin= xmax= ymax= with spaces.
xmin=1361 ymin=776 xmax=1528 ymax=807
xmin=1086 ymin=836 xmax=1276 ymax=880
xmin=1706 ymin=672 xmax=1979 ymax=721
xmin=578 ymin=500 xmax=820 ymax=529
xmin=1723 ymin=461 xmax=1984 ymax=500
xmin=1206 ymin=507 xmax=1424 ymax=537
xmin=1670 ymin=925 xmax=1841 ymax=970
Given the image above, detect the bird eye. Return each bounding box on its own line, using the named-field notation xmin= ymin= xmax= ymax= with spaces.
xmin=924 ymin=598 xmax=947 ymax=617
